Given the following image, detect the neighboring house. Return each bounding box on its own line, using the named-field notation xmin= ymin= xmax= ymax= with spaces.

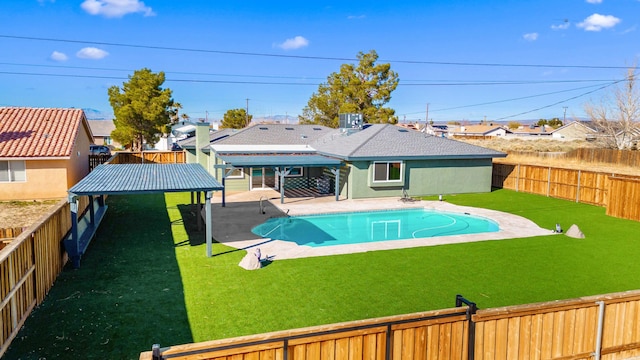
xmin=396 ymin=123 xmax=422 ymax=131
xmin=551 ymin=121 xmax=598 ymax=140
xmin=449 ymin=124 xmax=510 ymax=137
xmin=185 ymin=123 xmax=506 ymax=200
xmin=87 ymin=120 xmax=120 ymax=148
xmin=423 ymin=124 xmax=449 ymax=137
xmin=0 ymin=107 xmax=94 ymax=201
xmin=153 ymin=121 xmax=200 ymax=151
xmin=508 ymin=124 xmax=554 ymax=137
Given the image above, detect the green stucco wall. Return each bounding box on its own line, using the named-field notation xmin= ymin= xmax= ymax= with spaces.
xmin=346 ymin=158 xmax=493 ymax=199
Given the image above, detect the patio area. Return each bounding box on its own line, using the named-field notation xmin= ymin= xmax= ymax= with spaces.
xmin=207 ymin=190 xmax=553 ymax=260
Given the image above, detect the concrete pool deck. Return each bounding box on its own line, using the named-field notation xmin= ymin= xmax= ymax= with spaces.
xmin=207 ymin=190 xmax=554 ymax=260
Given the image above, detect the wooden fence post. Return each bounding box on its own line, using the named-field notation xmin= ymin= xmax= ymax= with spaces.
xmin=547 ymin=166 xmax=551 ymax=197
xmin=576 ymin=170 xmax=581 ymax=203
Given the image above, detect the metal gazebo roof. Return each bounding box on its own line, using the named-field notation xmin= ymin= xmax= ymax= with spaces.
xmin=66 ymin=163 xmax=224 ymax=268
xmin=69 ymin=163 xmax=224 ymax=196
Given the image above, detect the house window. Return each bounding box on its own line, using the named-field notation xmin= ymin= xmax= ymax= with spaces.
xmin=373 ymin=161 xmax=402 ymax=182
xmin=0 ymin=160 xmax=26 ymax=182
xmin=286 ymin=167 xmax=303 ymax=177
xmin=223 ymin=161 xmax=244 ymax=179
xmin=227 ymin=167 xmax=244 ymax=178
xmin=104 ymin=136 xmax=113 ymax=145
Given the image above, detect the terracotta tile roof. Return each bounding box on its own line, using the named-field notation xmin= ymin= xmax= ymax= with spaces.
xmin=0 ymin=107 xmax=88 ymax=158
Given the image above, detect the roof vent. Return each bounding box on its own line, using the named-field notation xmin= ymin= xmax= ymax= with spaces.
xmin=398 ymin=129 xmax=409 ymax=133
xmin=285 ymin=127 xmax=294 ymax=130
xmin=313 ymin=127 xmax=322 ymax=130
xmin=259 ymin=127 xmax=268 ymax=130
xmin=301 ymin=135 xmax=308 ymax=139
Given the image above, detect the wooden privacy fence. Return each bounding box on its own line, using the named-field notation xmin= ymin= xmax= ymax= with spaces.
xmin=473 ymin=290 xmax=640 ymax=360
xmin=140 ymin=299 xmax=475 ymax=360
xmin=0 ymin=228 xmax=25 ymax=251
xmin=108 ymin=151 xmax=185 ymax=164
xmin=503 ymin=149 xmax=640 ymax=167
xmin=89 ymin=154 xmax=115 ymax=171
xmin=606 ymin=177 xmax=640 ymax=221
xmin=566 ymin=148 xmax=640 ymax=167
xmin=140 ymin=290 xmax=640 ymax=360
xmin=492 ymin=163 xmax=614 ymax=206
xmin=0 ymin=196 xmax=89 ymax=357
xmin=492 ymin=162 xmax=640 ymax=221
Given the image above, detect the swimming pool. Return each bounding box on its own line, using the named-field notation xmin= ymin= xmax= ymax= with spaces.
xmin=251 ymin=208 xmax=499 ymax=247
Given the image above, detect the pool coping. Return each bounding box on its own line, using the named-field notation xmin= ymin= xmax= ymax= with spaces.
xmin=208 ymin=192 xmax=555 ymax=261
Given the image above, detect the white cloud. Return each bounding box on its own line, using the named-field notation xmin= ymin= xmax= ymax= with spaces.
xmin=50 ymin=51 xmax=68 ymax=61
xmin=586 ymin=0 xmax=602 ymax=3
xmin=276 ymin=36 xmax=309 ymax=50
xmin=523 ymin=32 xmax=539 ymax=41
xmin=577 ymin=13 xmax=621 ymax=31
xmin=347 ymin=15 xmax=366 ymax=20
xmin=551 ymin=21 xmax=570 ymax=30
xmin=80 ymin=0 xmax=155 ymax=18
xmin=76 ymin=47 xmax=109 ymax=59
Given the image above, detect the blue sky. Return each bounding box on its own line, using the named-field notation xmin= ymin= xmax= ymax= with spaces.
xmin=1 ymin=0 xmax=638 ymax=123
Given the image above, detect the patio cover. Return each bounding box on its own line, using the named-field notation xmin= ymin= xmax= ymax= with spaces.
xmin=217 ymin=154 xmax=343 ymax=168
xmin=215 ymin=154 xmax=343 ymax=204
xmin=66 ymin=163 xmax=224 ymax=268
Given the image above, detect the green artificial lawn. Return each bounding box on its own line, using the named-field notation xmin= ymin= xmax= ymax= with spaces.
xmin=5 ymin=189 xmax=640 ymax=359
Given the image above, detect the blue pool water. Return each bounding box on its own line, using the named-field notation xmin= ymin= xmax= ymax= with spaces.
xmin=251 ymin=208 xmax=499 ymax=247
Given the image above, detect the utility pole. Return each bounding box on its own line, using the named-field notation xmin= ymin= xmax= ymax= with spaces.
xmin=245 ymin=98 xmax=250 ymax=127
xmin=563 ymin=106 xmax=568 ymax=124
xmin=426 ymin=103 xmax=429 ymax=124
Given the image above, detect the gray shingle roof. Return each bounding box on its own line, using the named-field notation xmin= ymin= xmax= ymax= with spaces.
xmin=198 ymin=123 xmax=504 ymax=161
xmin=311 ymin=124 xmax=506 ymax=160
xmin=214 ymin=124 xmax=332 ymax=146
xmin=87 ymin=120 xmax=115 ymax=137
xmin=178 ymin=128 xmax=237 ymax=149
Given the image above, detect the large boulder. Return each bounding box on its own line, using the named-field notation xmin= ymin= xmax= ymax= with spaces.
xmin=239 ymin=248 xmax=262 ymax=270
xmin=565 ymin=224 xmax=585 ymax=239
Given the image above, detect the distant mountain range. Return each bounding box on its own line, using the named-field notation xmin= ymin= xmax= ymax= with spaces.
xmin=83 ymin=108 xmax=113 ymax=120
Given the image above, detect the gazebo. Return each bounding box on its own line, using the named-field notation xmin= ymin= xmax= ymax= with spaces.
xmin=65 ymin=163 xmax=224 ymax=268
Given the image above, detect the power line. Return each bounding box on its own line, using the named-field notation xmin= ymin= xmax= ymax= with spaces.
xmin=0 ymin=62 xmax=618 ymax=85
xmin=0 ymin=34 xmax=632 ymax=69
xmin=0 ymin=62 xmax=327 ymax=81
xmin=0 ymin=69 xmax=620 ymax=88
xmin=493 ymin=80 xmax=621 ymax=121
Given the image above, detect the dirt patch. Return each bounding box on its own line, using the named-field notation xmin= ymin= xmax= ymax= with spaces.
xmin=0 ymin=200 xmax=61 ymax=229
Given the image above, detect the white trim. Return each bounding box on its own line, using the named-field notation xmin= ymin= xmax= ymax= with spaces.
xmin=224 ymin=162 xmax=244 ymax=179
xmin=285 ymin=166 xmax=304 ymax=177
xmin=0 ymin=156 xmax=71 ymax=161
xmin=211 ymin=144 xmax=315 ymax=153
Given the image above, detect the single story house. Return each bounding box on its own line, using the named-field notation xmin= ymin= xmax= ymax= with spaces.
xmin=508 ymin=124 xmax=554 ymax=137
xmin=184 ymin=123 xmax=506 ymax=201
xmin=551 ymin=121 xmax=598 ymax=141
xmin=449 ymin=124 xmax=510 ymax=137
xmin=87 ymin=120 xmax=120 ymax=148
xmin=0 ymin=107 xmax=94 ymax=200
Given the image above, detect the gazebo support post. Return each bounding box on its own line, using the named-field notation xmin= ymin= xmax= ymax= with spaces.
xmin=331 ymin=167 xmax=340 ymax=201
xmin=275 ymin=167 xmax=291 ymax=204
xmin=88 ymin=195 xmax=95 ymax=225
xmin=205 ymin=191 xmax=213 ymax=257
xmin=68 ymin=194 xmax=81 ymax=269
xmin=221 ymin=178 xmax=226 ymax=207
xmin=197 ymin=191 xmax=202 ymax=231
